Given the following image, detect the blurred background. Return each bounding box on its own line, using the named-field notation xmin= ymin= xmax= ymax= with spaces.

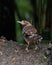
xmin=15 ymin=0 xmax=52 ymax=43
xmin=0 ymin=0 xmax=52 ymax=43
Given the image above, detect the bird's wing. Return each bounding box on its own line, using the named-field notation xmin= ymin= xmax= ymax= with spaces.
xmin=22 ymin=26 xmax=38 ymax=38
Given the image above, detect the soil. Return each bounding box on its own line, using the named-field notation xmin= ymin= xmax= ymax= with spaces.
xmin=0 ymin=37 xmax=49 ymax=65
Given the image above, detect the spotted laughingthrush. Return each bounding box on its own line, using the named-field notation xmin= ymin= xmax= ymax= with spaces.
xmin=17 ymin=20 xmax=43 ymax=52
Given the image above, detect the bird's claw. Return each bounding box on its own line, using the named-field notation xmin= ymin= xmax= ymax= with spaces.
xmin=25 ymin=48 xmax=29 ymax=52
xmin=34 ymin=45 xmax=39 ymax=51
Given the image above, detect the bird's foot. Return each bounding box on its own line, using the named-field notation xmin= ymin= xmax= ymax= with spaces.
xmin=25 ymin=48 xmax=29 ymax=52
xmin=34 ymin=45 xmax=39 ymax=51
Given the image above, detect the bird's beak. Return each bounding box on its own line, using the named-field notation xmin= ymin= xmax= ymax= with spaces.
xmin=17 ymin=21 xmax=21 ymax=24
xmin=17 ymin=21 xmax=24 ymax=25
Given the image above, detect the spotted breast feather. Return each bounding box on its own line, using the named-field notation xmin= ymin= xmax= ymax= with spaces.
xmin=22 ymin=25 xmax=38 ymax=40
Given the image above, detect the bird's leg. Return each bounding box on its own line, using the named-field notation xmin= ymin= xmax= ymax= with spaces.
xmin=35 ymin=40 xmax=42 ymax=51
xmin=25 ymin=42 xmax=29 ymax=52
xmin=24 ymin=38 xmax=30 ymax=52
xmin=34 ymin=41 xmax=39 ymax=51
xmin=37 ymin=40 xmax=42 ymax=49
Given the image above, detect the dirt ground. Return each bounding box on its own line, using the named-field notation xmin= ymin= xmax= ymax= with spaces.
xmin=0 ymin=37 xmax=49 ymax=65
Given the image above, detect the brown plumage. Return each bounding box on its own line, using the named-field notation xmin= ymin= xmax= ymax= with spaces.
xmin=17 ymin=20 xmax=43 ymax=52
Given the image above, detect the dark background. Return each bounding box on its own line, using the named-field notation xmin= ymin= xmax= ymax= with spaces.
xmin=0 ymin=0 xmax=16 ymax=40
xmin=0 ymin=0 xmax=52 ymax=41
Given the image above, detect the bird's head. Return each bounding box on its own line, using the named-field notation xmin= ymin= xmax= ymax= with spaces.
xmin=17 ymin=20 xmax=31 ymax=26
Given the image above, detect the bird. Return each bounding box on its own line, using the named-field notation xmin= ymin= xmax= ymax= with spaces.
xmin=17 ymin=20 xmax=43 ymax=52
